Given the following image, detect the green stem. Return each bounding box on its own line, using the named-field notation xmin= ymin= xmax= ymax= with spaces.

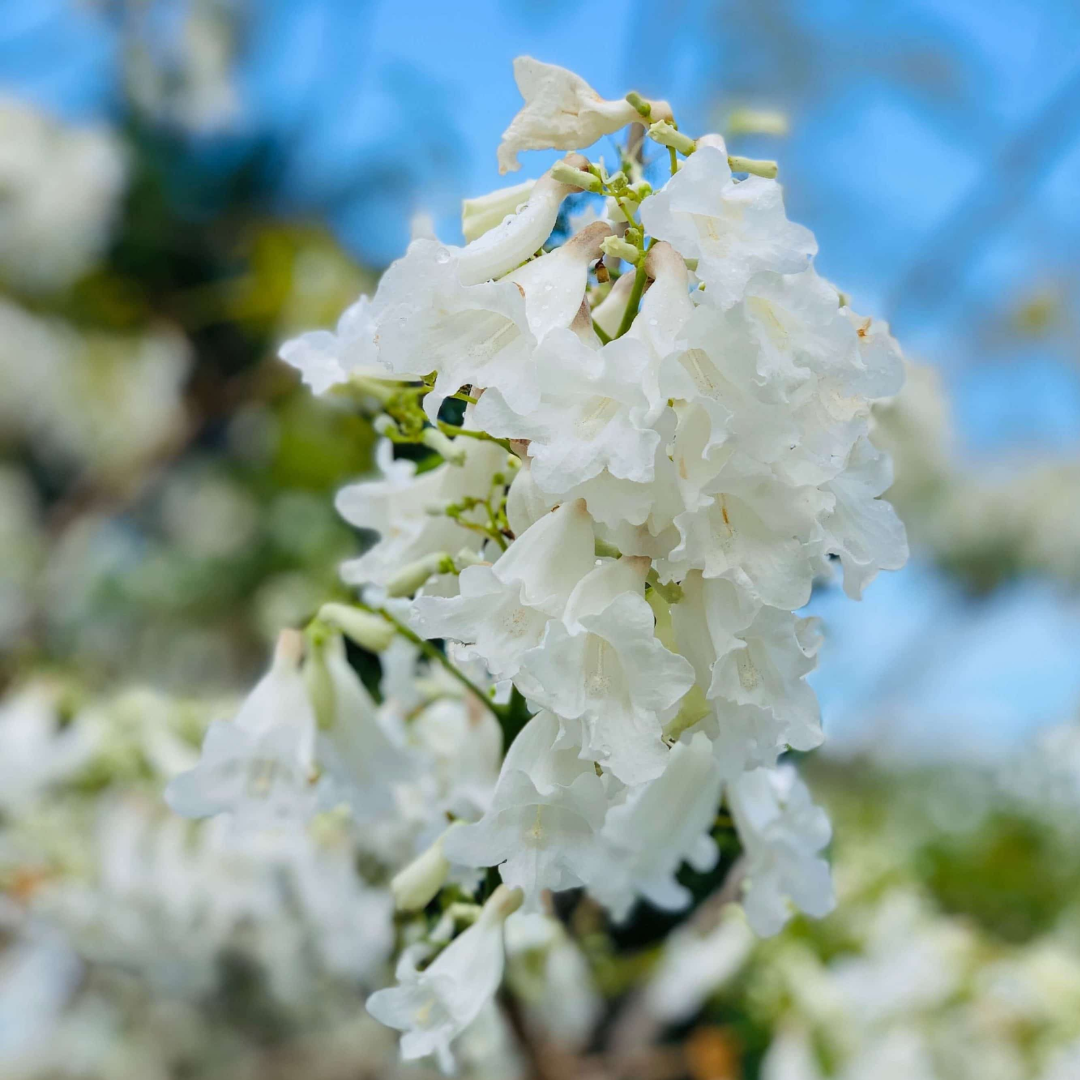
xmin=592 ymin=320 xmax=612 ymax=345
xmin=362 ymin=602 xmax=505 ymax=724
xmin=615 ymin=262 xmax=648 ymax=338
xmin=437 ymin=421 xmax=513 ymax=452
xmin=668 ymin=145 xmax=679 ymax=176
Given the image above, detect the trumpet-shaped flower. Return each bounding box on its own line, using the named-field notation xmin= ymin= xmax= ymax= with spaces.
xmin=365 ymin=884 xmax=523 ymax=1073
xmin=313 ymin=634 xmax=415 ymax=822
xmin=278 ymin=294 xmax=388 ymax=394
xmin=375 ymin=240 xmax=538 ymax=420
xmin=498 ymin=57 xmax=671 ymax=174
xmin=461 ymin=178 xmax=535 ymax=243
xmin=728 ymin=764 xmax=835 ymax=936
xmin=671 ymin=573 xmax=823 ymax=775
xmin=593 ymin=733 xmax=724 ymax=920
xmin=820 ymin=436 xmax=908 ymax=599
xmin=639 ymin=140 xmax=815 ymax=308
xmin=442 ymin=711 xmax=610 ymax=906
xmin=165 ymin=631 xmax=317 ymax=830
xmin=475 ymin=328 xmax=663 ymax=495
xmin=516 ymin=557 xmax=695 ymax=784
xmin=410 ymin=499 xmax=597 ymax=679
xmin=666 ymin=459 xmax=832 ymax=609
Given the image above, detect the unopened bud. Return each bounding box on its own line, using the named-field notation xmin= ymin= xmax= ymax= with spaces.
xmin=604 ymin=195 xmax=629 ymax=223
xmin=600 ymin=235 xmax=640 ymax=265
xmin=727 ymin=107 xmax=789 ymax=138
xmin=461 ymin=179 xmax=536 ymax=243
xmin=391 ymin=827 xmax=458 ymax=911
xmin=648 ymin=121 xmax=697 ymax=157
xmin=479 ymin=883 xmax=525 ymax=925
xmin=273 ymin=628 xmax=305 ymax=668
xmin=549 ymin=161 xmax=603 ymax=193
xmin=625 ymin=91 xmax=653 ymax=119
xmin=421 ymin=427 xmax=466 ymax=465
xmin=318 ymin=603 xmax=396 ymax=652
xmin=606 ymin=170 xmax=628 ymax=194
xmin=303 ymin=641 xmax=336 ymax=731
xmin=727 ymin=155 xmax=778 ymax=179
xmin=386 ymin=551 xmax=455 ymax=597
xmin=349 ymin=375 xmax=394 ymax=402
xmin=453 ymin=547 xmax=487 ymax=570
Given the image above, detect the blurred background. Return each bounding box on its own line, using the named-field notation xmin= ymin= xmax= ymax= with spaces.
xmin=1 ymin=2 xmax=1079 ymax=1078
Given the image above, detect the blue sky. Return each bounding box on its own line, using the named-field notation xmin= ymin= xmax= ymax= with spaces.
xmin=2 ymin=0 xmax=1078 ymax=756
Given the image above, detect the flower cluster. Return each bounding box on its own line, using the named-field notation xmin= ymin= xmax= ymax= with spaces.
xmin=169 ymin=57 xmax=908 ymax=1072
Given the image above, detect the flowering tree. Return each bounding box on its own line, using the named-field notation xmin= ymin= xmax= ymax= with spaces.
xmin=167 ymin=56 xmax=909 ymax=1073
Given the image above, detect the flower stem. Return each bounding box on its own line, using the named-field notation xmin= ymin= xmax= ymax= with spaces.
xmin=360 ymin=602 xmax=506 ymax=724
xmin=615 ymin=262 xmax=648 ymax=338
xmin=437 ymin=421 xmax=513 ymax=453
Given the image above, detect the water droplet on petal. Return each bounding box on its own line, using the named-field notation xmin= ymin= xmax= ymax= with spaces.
xmin=435 ymin=250 xmax=451 ymax=265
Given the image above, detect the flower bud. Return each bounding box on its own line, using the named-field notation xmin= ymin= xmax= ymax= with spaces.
xmin=480 ymin=883 xmax=525 ymax=924
xmin=604 ymin=195 xmax=629 ymax=223
xmin=727 ymin=154 xmax=778 ymax=179
xmin=624 ymin=91 xmax=653 ymax=119
xmin=303 ymin=638 xmax=337 ymax=731
xmin=385 ymin=551 xmax=454 ymax=597
xmin=318 ymin=603 xmax=396 ymax=652
xmin=421 ymin=427 xmax=467 ymax=465
xmin=391 ymin=826 xmax=458 ymax=911
xmin=600 ymin=234 xmax=641 ymax=265
xmin=548 ymin=161 xmax=603 ymax=193
xmin=727 ymin=107 xmax=789 ymax=137
xmin=648 ymin=120 xmax=697 ymax=157
xmin=461 ymin=179 xmax=536 ymax=243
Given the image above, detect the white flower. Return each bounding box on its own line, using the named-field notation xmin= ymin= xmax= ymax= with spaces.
xmin=516 ymin=557 xmax=695 ymax=784
xmin=462 ymin=178 xmax=536 ymax=243
xmin=639 ymin=140 xmax=815 ymax=308
xmin=375 ymin=219 xmax=610 ymax=420
xmin=313 ymin=634 xmax=414 ymax=822
xmin=665 ymin=458 xmax=832 ymax=610
xmin=592 ymin=732 xmax=724 ymax=920
xmin=590 ymin=269 xmax=637 ymax=339
xmin=497 ymin=56 xmax=671 ymax=174
xmin=728 ymin=764 xmax=835 ymax=936
xmin=504 ymin=912 xmax=601 ymax=1049
xmin=671 ymin=573 xmax=823 ymax=776
xmin=454 ymin=158 xmax=590 ymax=285
xmin=365 ymin=884 xmax=522 ymax=1073
xmin=475 ymin=328 xmax=663 ymax=495
xmin=820 ymin=436 xmax=908 ymax=599
xmin=407 ymin=694 xmax=504 ymax=828
xmin=410 ymin=499 xmax=597 ymax=679
xmin=442 ymin=711 xmax=609 ymax=906
xmin=287 ymin=838 xmax=395 ymax=983
xmin=336 ymin=437 xmax=507 ymax=589
xmin=278 ymin=295 xmax=388 ymax=394
xmin=374 ymin=240 xmax=536 ymax=419
xmin=165 ymin=630 xmax=317 ymax=829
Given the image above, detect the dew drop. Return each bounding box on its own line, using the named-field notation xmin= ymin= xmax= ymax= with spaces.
xmin=435 ymin=250 xmax=451 ymax=265
xmin=543 ymin=282 xmax=554 ymax=292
